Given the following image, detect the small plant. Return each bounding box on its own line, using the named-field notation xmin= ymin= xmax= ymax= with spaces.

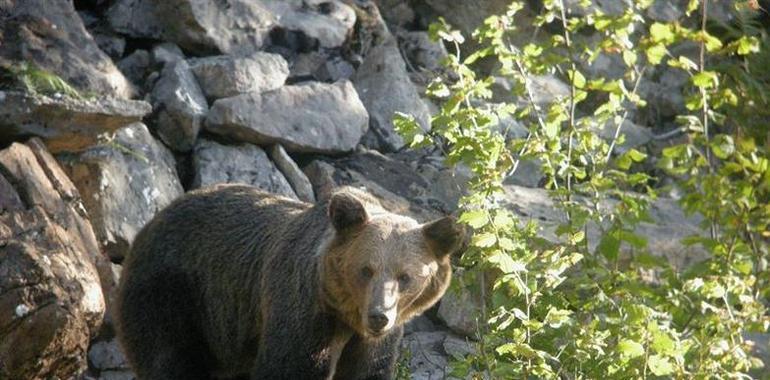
xmin=1 ymin=61 xmax=81 ymax=98
xmin=397 ymin=0 xmax=770 ymax=378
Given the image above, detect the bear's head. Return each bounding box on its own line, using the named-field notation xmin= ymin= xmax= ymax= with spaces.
xmin=320 ymin=188 xmax=465 ymax=339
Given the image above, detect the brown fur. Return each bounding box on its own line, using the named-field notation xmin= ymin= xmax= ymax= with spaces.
xmin=115 ymin=184 xmax=462 ymax=380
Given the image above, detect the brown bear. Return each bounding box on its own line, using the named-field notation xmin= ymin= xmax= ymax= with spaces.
xmin=115 ymin=184 xmax=463 ymax=379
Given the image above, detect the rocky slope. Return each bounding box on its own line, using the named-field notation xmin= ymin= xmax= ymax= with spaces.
xmin=0 ymin=1 xmax=756 ymax=379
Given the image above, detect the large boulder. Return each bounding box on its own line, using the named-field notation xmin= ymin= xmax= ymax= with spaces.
xmin=303 ymin=150 xmax=448 ymax=221
xmin=150 ymin=60 xmax=208 ymax=152
xmin=188 ymin=53 xmax=289 ymax=100
xmin=0 ymin=91 xmax=151 ymax=153
xmin=354 ymin=40 xmax=431 ymax=152
xmin=0 ymin=139 xmax=109 ymax=379
xmin=0 ymin=0 xmax=134 ymax=98
xmin=192 ymin=138 xmax=297 ymax=200
xmin=57 ymin=123 xmax=184 ymax=264
xmin=206 ymin=80 xmax=369 ymax=154
xmin=107 ymin=0 xmax=356 ymax=55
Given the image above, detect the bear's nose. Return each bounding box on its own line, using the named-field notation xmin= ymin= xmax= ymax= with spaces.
xmin=368 ymin=313 xmax=389 ymax=331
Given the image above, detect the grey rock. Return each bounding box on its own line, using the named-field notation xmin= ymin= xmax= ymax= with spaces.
xmin=423 ymin=0 xmax=510 ymax=36
xmin=399 ymin=31 xmax=448 ymax=73
xmin=192 ymin=138 xmax=297 ymax=199
xmin=206 ymin=80 xmax=368 ymax=154
xmin=316 ymin=57 xmax=356 ymax=82
xmin=375 ymin=0 xmax=416 ymax=27
xmin=151 ymin=43 xmax=185 ymax=67
xmin=151 ymin=60 xmax=208 ymax=152
xmin=564 ymin=0 xmax=634 ymax=16
xmin=268 ymin=145 xmax=316 ymax=203
xmin=491 ymin=74 xmax=571 ymax=106
xmin=525 ymin=74 xmax=571 ymax=106
xmin=88 ymin=339 xmax=129 ymax=371
xmin=58 ymin=123 xmax=184 ymax=263
xmin=107 ymin=0 xmax=164 ymax=40
xmin=401 ymin=331 xmax=474 ymax=380
xmin=117 ymin=50 xmax=151 ymax=86
xmin=354 ymin=40 xmax=431 ymax=152
xmin=595 ymin=120 xmax=653 ymax=154
xmin=188 ymin=53 xmax=289 ymax=100
xmin=94 ymin=33 xmax=126 ymax=61
xmin=647 ymin=0 xmax=685 ymax=21
xmin=437 ymin=274 xmax=482 ymax=338
xmin=1 ymin=0 xmax=135 ymax=98
xmin=98 ymin=370 xmax=136 ymax=380
xmin=403 ymin=315 xmax=437 ymax=335
xmin=0 ymin=139 xmax=109 ymax=380
xmin=0 ymin=91 xmax=151 ymax=153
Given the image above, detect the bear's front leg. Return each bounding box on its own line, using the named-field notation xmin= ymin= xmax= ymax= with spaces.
xmin=250 ymin=313 xmax=347 ymax=380
xmin=333 ymin=326 xmax=403 ymax=380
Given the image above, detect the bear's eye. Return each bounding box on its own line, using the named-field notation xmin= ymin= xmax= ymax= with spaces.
xmin=360 ymin=267 xmax=374 ymax=280
xmin=397 ymin=273 xmax=411 ymax=286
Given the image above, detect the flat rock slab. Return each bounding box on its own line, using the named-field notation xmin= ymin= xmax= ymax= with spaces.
xmin=107 ymin=0 xmax=356 ymax=55
xmin=206 ymin=80 xmax=368 ymax=154
xmin=303 ymin=150 xmax=448 ymax=221
xmin=0 ymin=91 xmax=151 ymax=153
xmin=0 ymin=139 xmax=109 ymax=380
xmin=58 ymin=123 xmax=184 ymax=263
xmin=192 ymin=138 xmax=297 ymax=200
xmin=0 ymin=0 xmax=134 ymax=98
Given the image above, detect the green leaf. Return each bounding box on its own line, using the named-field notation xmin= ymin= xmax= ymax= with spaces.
xmin=648 ymin=355 xmax=675 ymax=376
xmin=488 ymin=251 xmax=522 ymax=273
xmin=650 ymin=23 xmax=674 ymax=43
xmin=473 ymin=232 xmax=497 ymax=248
xmin=568 ymin=69 xmax=586 ymax=89
xmin=687 ymin=0 xmax=699 ymax=15
xmin=618 ymin=339 xmax=645 ymax=360
xmin=691 ymin=71 xmax=718 ymax=89
xmin=736 ymin=36 xmax=760 ymax=55
xmin=597 ymin=231 xmax=621 ymax=261
xmin=645 ymin=44 xmax=667 ymax=65
xmin=622 ymin=50 xmax=637 ymax=66
xmin=459 ymin=209 xmax=489 ymax=229
xmin=711 ymin=134 xmax=735 ymax=159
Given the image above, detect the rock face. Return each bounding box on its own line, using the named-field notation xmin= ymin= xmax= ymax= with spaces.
xmin=0 ymin=91 xmax=152 ymax=153
xmin=188 ymin=53 xmax=289 ymax=100
xmin=0 ymin=139 xmax=108 ymax=380
xmin=268 ymin=145 xmax=316 ymax=203
xmin=206 ymin=80 xmax=369 ymax=154
xmin=192 ymin=139 xmax=297 ymax=199
xmin=150 ymin=60 xmax=208 ymax=152
xmin=106 ymin=0 xmax=356 ymax=55
xmin=501 ymin=185 xmax=706 ymax=269
xmin=0 ymin=0 xmax=134 ymax=99
xmin=354 ymin=40 xmax=431 ymax=152
xmin=58 ymin=123 xmax=184 ymax=263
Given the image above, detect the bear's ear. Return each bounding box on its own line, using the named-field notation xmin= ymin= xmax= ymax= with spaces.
xmin=422 ymin=216 xmax=465 ymax=258
xmin=329 ymin=192 xmax=369 ymax=231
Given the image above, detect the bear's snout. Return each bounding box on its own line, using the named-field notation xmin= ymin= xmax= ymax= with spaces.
xmin=368 ymin=312 xmax=389 ymax=331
